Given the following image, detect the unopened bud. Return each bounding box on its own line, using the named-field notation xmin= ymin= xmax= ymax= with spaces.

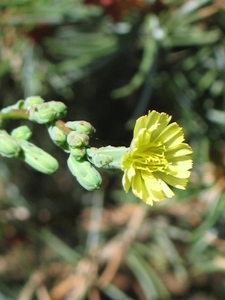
xmin=24 ymin=96 xmax=44 ymax=109
xmin=67 ymin=154 xmax=102 ymax=191
xmin=18 ymin=140 xmax=59 ymax=174
xmin=29 ymin=101 xmax=67 ymax=124
xmin=48 ymin=124 xmax=67 ymax=147
xmin=67 ymin=131 xmax=89 ymax=148
xmin=87 ymin=146 xmax=128 ymax=169
xmin=65 ymin=121 xmax=95 ymax=135
xmin=70 ymin=147 xmax=86 ymax=160
xmin=0 ymin=130 xmax=21 ymax=158
xmin=29 ymin=103 xmax=55 ymax=124
xmin=48 ymin=101 xmax=67 ymax=119
xmin=11 ymin=125 xmax=32 ymax=141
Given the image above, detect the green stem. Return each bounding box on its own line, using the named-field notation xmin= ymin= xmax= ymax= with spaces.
xmin=0 ymin=109 xmax=29 ymax=120
xmin=0 ymin=109 xmax=71 ymax=135
xmin=55 ymin=120 xmax=71 ymax=135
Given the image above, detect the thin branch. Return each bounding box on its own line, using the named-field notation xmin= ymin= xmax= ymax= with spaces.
xmin=0 ymin=109 xmax=29 ymax=120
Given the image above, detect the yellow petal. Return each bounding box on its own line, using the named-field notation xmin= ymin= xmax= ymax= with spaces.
xmin=156 ymin=123 xmax=184 ymax=146
xmin=155 ymin=172 xmax=189 ymax=189
xmin=159 ymin=179 xmax=175 ymax=198
xmin=122 ymin=171 xmax=131 ymax=192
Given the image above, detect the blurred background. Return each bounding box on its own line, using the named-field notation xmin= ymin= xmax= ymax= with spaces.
xmin=1 ymin=0 xmax=225 ymax=299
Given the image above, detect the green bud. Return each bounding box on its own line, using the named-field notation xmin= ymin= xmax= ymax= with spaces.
xmin=1 ymin=100 xmax=24 ymax=114
xmin=48 ymin=124 xmax=67 ymax=147
xmin=87 ymin=146 xmax=128 ymax=170
xmin=29 ymin=101 xmax=67 ymax=124
xmin=65 ymin=121 xmax=95 ymax=135
xmin=29 ymin=103 xmax=55 ymax=124
xmin=70 ymin=147 xmax=86 ymax=160
xmin=48 ymin=101 xmax=67 ymax=119
xmin=67 ymin=131 xmax=89 ymax=148
xmin=11 ymin=125 xmax=32 ymax=141
xmin=24 ymin=96 xmax=44 ymax=108
xmin=0 ymin=130 xmax=21 ymax=158
xmin=67 ymin=154 xmax=102 ymax=191
xmin=18 ymin=140 xmax=59 ymax=174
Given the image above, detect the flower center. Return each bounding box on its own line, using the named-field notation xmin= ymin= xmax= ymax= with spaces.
xmin=133 ymin=143 xmax=169 ymax=173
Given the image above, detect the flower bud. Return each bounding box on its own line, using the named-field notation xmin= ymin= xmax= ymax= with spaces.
xmin=29 ymin=103 xmax=55 ymax=124
xmin=87 ymin=146 xmax=128 ymax=169
xmin=70 ymin=147 xmax=86 ymax=160
xmin=1 ymin=100 xmax=24 ymax=114
xmin=0 ymin=130 xmax=21 ymax=158
xmin=48 ymin=101 xmax=67 ymax=119
xmin=67 ymin=131 xmax=89 ymax=148
xmin=47 ymin=124 xmax=67 ymax=147
xmin=65 ymin=121 xmax=95 ymax=135
xmin=67 ymin=154 xmax=102 ymax=191
xmin=29 ymin=101 xmax=67 ymax=124
xmin=11 ymin=125 xmax=32 ymax=141
xmin=24 ymin=96 xmax=44 ymax=109
xmin=18 ymin=140 xmax=59 ymax=174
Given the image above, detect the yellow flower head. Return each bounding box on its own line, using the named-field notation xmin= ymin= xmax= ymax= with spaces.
xmin=121 ymin=111 xmax=193 ymax=205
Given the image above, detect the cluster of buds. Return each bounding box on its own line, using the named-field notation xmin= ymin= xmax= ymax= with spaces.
xmin=1 ymin=96 xmax=67 ymax=124
xmin=0 ymin=96 xmax=66 ymax=174
xmin=0 ymin=96 xmax=129 ymax=192
xmin=48 ymin=118 xmax=103 ymax=191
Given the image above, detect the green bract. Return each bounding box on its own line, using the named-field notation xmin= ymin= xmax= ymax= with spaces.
xmin=67 ymin=154 xmax=102 ymax=191
xmin=11 ymin=125 xmax=32 ymax=141
xmin=87 ymin=146 xmax=128 ymax=169
xmin=18 ymin=140 xmax=59 ymax=174
xmin=0 ymin=130 xmax=21 ymax=158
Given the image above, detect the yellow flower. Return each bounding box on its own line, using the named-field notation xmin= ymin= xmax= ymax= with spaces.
xmin=121 ymin=111 xmax=193 ymax=205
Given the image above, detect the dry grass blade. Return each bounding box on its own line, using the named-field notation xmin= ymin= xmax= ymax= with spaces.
xmin=36 ymin=285 xmax=51 ymax=300
xmin=18 ymin=271 xmax=45 ymax=300
xmin=50 ymin=255 xmax=98 ymax=300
